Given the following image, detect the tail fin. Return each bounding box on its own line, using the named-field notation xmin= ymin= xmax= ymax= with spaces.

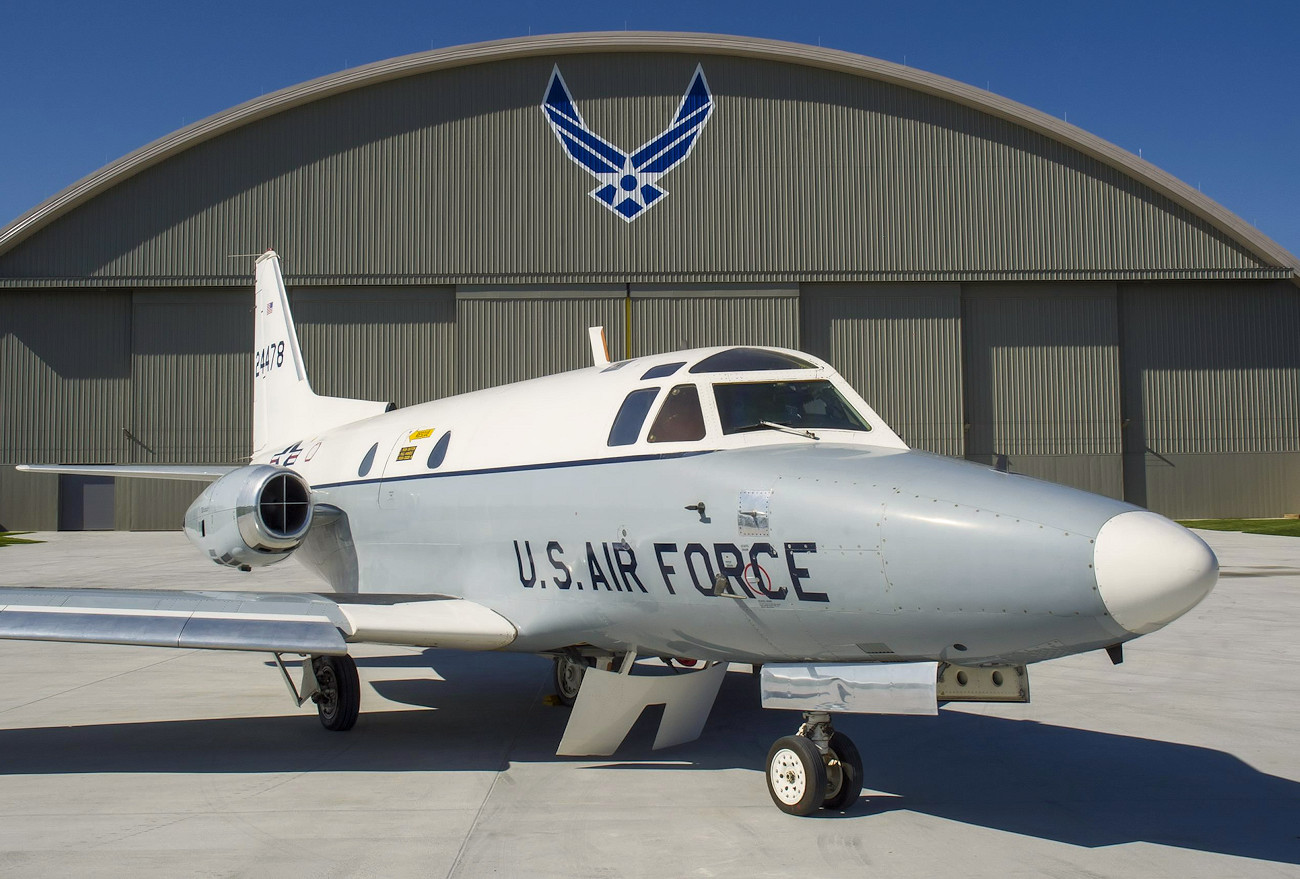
xmin=253 ymin=251 xmax=391 ymax=456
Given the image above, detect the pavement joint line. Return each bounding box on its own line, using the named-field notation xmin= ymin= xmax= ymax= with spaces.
xmin=81 ymin=808 xmax=197 ymax=851
xmin=443 ymin=672 xmax=549 ymax=879
xmin=230 ymin=737 xmax=365 ymax=802
xmin=0 ymin=807 xmax=480 ymax=817
xmin=0 ymin=649 xmax=196 ymax=717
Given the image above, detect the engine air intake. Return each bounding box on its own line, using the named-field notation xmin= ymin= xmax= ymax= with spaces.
xmin=260 ymin=471 xmax=311 ymax=537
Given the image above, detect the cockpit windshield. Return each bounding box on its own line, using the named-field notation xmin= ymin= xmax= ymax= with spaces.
xmin=713 ymin=380 xmax=871 ymax=435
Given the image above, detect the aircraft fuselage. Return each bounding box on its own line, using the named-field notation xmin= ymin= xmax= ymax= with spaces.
xmin=298 ymin=440 xmax=1165 ymax=666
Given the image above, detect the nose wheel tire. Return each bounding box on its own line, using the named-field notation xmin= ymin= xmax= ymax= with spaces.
xmin=822 ymin=731 xmax=864 ymax=810
xmin=766 ymin=735 xmax=828 ymax=816
xmin=552 ymin=654 xmax=595 ymax=707
xmin=311 ymin=654 xmax=360 ymax=731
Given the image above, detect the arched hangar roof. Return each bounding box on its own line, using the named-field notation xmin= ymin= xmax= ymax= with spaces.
xmin=1 ymin=32 xmax=1295 ymax=286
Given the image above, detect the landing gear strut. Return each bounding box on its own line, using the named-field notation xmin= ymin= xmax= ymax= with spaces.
xmin=765 ymin=712 xmax=863 ymax=816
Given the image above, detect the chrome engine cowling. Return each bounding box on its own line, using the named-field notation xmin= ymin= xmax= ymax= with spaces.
xmin=183 ymin=465 xmax=313 ymax=568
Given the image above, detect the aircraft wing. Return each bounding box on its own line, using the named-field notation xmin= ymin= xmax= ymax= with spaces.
xmin=0 ymin=588 xmax=517 ymax=655
xmin=16 ymin=464 xmax=239 ymax=482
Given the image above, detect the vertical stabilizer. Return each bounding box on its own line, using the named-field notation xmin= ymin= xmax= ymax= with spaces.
xmin=252 ymin=251 xmax=391 ymax=456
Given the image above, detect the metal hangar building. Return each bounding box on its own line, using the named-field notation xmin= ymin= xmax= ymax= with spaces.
xmin=2 ymin=32 xmax=1298 ymax=530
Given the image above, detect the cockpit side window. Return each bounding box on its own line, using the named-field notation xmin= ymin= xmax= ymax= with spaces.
xmin=641 ymin=362 xmax=685 ymax=380
xmin=647 ymin=384 xmax=706 ymax=443
xmin=714 ymin=380 xmax=871 ymax=434
xmin=608 ymin=388 xmax=660 ymax=447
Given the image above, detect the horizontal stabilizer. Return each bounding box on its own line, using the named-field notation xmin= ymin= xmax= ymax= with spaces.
xmin=16 ymin=464 xmax=238 ymax=483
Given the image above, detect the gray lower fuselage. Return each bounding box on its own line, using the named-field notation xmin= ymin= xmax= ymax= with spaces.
xmin=305 ymin=444 xmax=1135 ymax=666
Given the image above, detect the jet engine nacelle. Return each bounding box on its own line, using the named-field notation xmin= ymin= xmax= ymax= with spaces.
xmin=183 ymin=465 xmax=313 ymax=569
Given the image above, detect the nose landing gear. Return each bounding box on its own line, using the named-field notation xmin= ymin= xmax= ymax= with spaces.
xmin=765 ymin=712 xmax=863 ymax=816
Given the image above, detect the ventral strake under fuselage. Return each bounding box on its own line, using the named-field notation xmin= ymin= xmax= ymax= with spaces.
xmin=9 ymin=250 xmax=1218 ymax=816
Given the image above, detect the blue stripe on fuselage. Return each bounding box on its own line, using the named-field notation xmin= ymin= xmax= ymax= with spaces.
xmin=311 ymin=449 xmax=717 ymax=490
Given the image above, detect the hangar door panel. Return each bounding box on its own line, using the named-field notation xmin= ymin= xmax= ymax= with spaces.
xmin=801 ymin=283 xmax=962 ymax=456
xmin=0 ymin=466 xmax=57 ymax=531
xmin=131 ymin=291 xmax=251 ymax=464
xmin=631 ymin=286 xmax=799 ymax=358
xmin=962 ymin=283 xmax=1122 ymax=498
xmin=457 ymin=288 xmax=627 ymax=393
xmin=0 ymin=291 xmax=131 ymax=464
xmin=1119 ymin=281 xmax=1300 ymax=517
xmin=118 ymin=478 xmax=212 ymax=531
xmin=295 ymin=287 xmax=456 ymax=409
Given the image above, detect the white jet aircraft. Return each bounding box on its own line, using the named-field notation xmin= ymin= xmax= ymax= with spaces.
xmin=5 ymin=251 xmax=1219 ymax=815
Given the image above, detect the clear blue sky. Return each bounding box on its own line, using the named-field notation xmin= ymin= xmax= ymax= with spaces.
xmin=3 ymin=0 xmax=1297 ymax=259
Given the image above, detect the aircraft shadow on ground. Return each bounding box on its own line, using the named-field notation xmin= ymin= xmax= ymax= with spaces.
xmin=2 ymin=649 xmax=1296 ymax=866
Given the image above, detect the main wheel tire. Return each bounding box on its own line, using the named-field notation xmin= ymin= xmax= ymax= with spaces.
xmin=553 ymin=655 xmax=594 ymax=707
xmin=765 ymin=735 xmax=827 ymax=816
xmin=822 ymin=731 xmax=864 ymax=810
xmin=312 ymin=654 xmax=360 ymax=732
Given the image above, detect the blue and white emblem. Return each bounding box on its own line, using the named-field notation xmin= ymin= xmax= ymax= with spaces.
xmin=541 ymin=64 xmax=714 ymax=222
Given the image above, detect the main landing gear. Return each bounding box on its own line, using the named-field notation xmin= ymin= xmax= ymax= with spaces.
xmin=311 ymin=654 xmax=361 ymax=731
xmin=766 ymin=712 xmax=863 ymax=816
xmin=273 ymin=652 xmax=362 ymax=730
xmin=552 ymin=653 xmax=596 ymax=707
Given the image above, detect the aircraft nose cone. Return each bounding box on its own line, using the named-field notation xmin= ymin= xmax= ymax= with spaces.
xmin=1093 ymin=511 xmax=1218 ymax=635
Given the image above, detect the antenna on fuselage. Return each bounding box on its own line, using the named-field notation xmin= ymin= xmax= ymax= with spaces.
xmin=588 ymin=326 xmax=610 ymax=366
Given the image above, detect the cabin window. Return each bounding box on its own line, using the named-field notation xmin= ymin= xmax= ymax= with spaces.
xmin=641 ymin=362 xmax=685 ymax=380
xmin=689 ymin=348 xmax=816 ymax=374
xmin=648 ymin=384 xmax=706 ymax=443
xmin=358 ymin=442 xmax=379 ymax=477
xmin=713 ymin=380 xmax=871 ymax=434
xmin=427 ymin=432 xmax=451 ymax=469
xmin=608 ymin=389 xmax=660 ymax=446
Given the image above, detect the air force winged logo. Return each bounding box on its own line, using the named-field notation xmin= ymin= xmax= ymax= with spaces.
xmin=541 ymin=64 xmax=714 ymax=222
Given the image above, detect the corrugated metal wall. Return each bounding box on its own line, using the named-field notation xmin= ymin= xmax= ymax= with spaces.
xmin=801 ymin=283 xmax=962 ymax=455
xmin=117 ymin=479 xmax=213 ymax=531
xmin=456 ymin=288 xmax=628 ymax=392
xmin=631 ymin=286 xmax=798 ymax=356
xmin=0 ymin=291 xmax=132 ymax=462
xmin=3 ymin=279 xmax=1299 ymax=527
xmin=1119 ymin=280 xmax=1300 ymax=515
xmin=130 ymin=291 xmax=251 ymax=463
xmin=294 ymin=287 xmax=457 ymax=407
xmin=1140 ymin=453 xmax=1300 ymax=519
xmin=0 ymin=55 xmax=1277 ymax=285
xmin=121 ymin=290 xmax=251 ymax=529
xmin=962 ymin=283 xmax=1122 ymax=496
xmin=0 ymin=466 xmax=57 ymax=531
xmin=1119 ymin=281 xmax=1300 ymax=454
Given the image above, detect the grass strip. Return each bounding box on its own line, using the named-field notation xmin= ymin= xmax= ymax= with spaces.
xmin=1177 ymin=518 xmax=1300 ymax=538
